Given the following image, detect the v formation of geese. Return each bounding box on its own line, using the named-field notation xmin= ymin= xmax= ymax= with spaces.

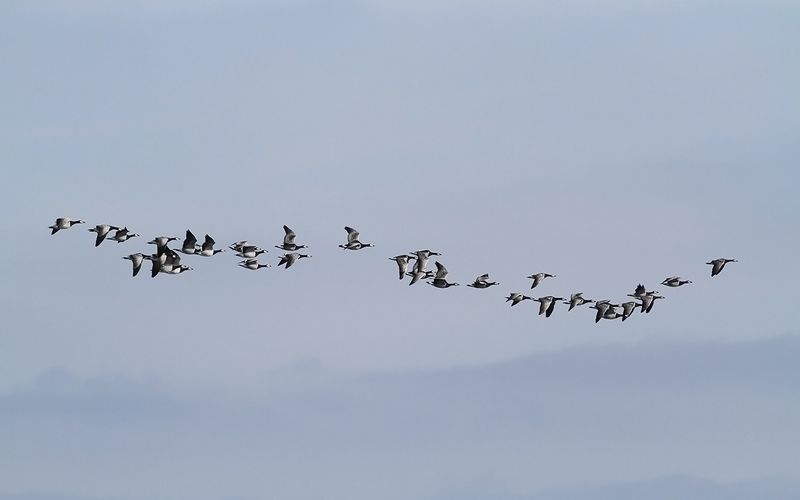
xmin=49 ymin=217 xmax=737 ymax=323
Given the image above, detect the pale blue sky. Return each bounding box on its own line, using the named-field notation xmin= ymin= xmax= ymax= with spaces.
xmin=1 ymin=1 xmax=798 ymax=498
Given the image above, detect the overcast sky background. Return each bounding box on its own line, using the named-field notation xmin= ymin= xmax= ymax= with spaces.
xmin=1 ymin=0 xmax=798 ymax=499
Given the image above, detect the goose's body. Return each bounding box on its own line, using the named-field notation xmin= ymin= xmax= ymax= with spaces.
xmin=506 ymin=293 xmax=532 ymax=306
xmin=428 ymin=261 xmax=459 ymax=288
xmin=236 ymin=246 xmax=266 ymax=259
xmin=707 ymin=258 xmax=737 ymax=277
xmin=49 ymin=218 xmax=85 ymax=234
xmin=108 ymin=227 xmax=139 ymax=243
xmin=276 ymin=225 xmax=307 ymax=251
xmin=239 ymin=259 xmax=270 ymax=270
xmin=661 ymin=276 xmax=692 ymax=287
xmin=148 ymin=236 xmax=179 ymax=248
xmin=409 ymin=250 xmax=441 ymax=272
xmin=389 ymin=255 xmax=416 ymax=280
xmin=535 ymin=296 xmax=563 ymax=317
xmin=198 ymin=235 xmax=224 ymax=256
xmin=591 ymin=301 xmax=619 ymax=323
xmin=339 ymin=226 xmax=373 ymax=250
xmin=467 ymin=274 xmax=499 ymax=289
xmin=628 ymin=284 xmax=649 ymax=299
xmin=638 ymin=294 xmax=664 ymax=313
xmin=161 ymin=265 xmax=193 ymax=275
xmin=620 ymin=301 xmax=640 ymax=321
xmin=279 ymin=252 xmax=310 ymax=269
xmin=89 ymin=224 xmax=119 ymax=247
xmin=564 ymin=293 xmax=594 ymax=311
xmin=122 ymin=253 xmax=146 ymax=277
xmin=527 ymin=272 xmax=555 ymax=289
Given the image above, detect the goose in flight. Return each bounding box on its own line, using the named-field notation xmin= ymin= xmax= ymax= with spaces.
xmin=591 ymin=300 xmax=619 ymax=323
xmin=428 ymin=261 xmax=459 ymax=288
xmin=563 ymin=293 xmax=594 ymax=311
xmin=236 ymin=245 xmax=266 ymax=259
xmin=122 ymin=253 xmax=146 ymax=277
xmin=339 ymin=226 xmax=373 ymax=250
xmin=627 ymin=284 xmax=656 ymax=299
xmin=535 ymin=296 xmax=564 ymax=317
xmin=467 ymin=274 xmax=499 ymax=289
xmin=620 ymin=301 xmax=640 ymax=321
xmin=406 ymin=269 xmax=434 ymax=286
xmin=637 ymin=293 xmax=664 ymax=313
xmin=276 ymin=225 xmax=308 ymax=251
xmin=89 ymin=224 xmax=119 ymax=247
xmin=409 ymin=250 xmax=441 ymax=271
xmin=198 ymin=235 xmax=224 ymax=256
xmin=239 ymin=259 xmax=270 ymax=270
xmin=49 ymin=218 xmax=85 ymax=234
xmin=389 ymin=254 xmax=416 ymax=280
xmin=278 ymin=252 xmax=311 ymax=269
xmin=161 ymin=265 xmax=193 ymax=275
xmin=178 ymin=230 xmax=200 ymax=255
xmin=145 ymin=246 xmax=181 ymax=277
xmin=229 ymin=240 xmax=248 ymax=252
xmin=506 ymin=293 xmax=532 ymax=306
xmin=661 ymin=276 xmax=692 ymax=287
xmin=527 ymin=272 xmax=555 ymax=289
xmin=707 ymin=258 xmax=737 ymax=277
xmin=148 ymin=236 xmax=179 ymax=248
xmin=108 ymin=227 xmax=139 ymax=243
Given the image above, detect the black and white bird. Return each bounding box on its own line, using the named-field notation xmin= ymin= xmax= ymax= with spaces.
xmin=278 ymin=252 xmax=311 ymax=269
xmin=239 ymin=259 xmax=270 ymax=270
xmin=149 ymin=236 xmax=180 ymax=248
xmin=620 ymin=301 xmax=640 ymax=321
xmin=276 ymin=225 xmax=308 ymax=251
xmin=563 ymin=293 xmax=594 ymax=311
xmin=161 ymin=265 xmax=193 ymax=275
xmin=637 ymin=294 xmax=664 ymax=313
xmin=178 ymin=230 xmax=200 ymax=255
xmin=108 ymin=227 xmax=139 ymax=243
xmin=661 ymin=276 xmax=692 ymax=287
xmin=628 ymin=284 xmax=653 ymax=299
xmin=229 ymin=240 xmax=248 ymax=252
xmin=389 ymin=255 xmax=416 ymax=280
xmin=428 ymin=261 xmax=459 ymax=288
xmin=406 ymin=269 xmax=435 ymax=286
xmin=591 ymin=300 xmax=619 ymax=323
xmin=49 ymin=218 xmax=85 ymax=234
xmin=409 ymin=250 xmax=441 ymax=271
xmin=467 ymin=274 xmax=499 ymax=289
xmin=89 ymin=224 xmax=119 ymax=247
xmin=122 ymin=253 xmax=146 ymax=277
xmin=535 ymin=296 xmax=563 ymax=317
xmin=506 ymin=293 xmax=532 ymax=306
xmin=527 ymin=272 xmax=555 ymax=289
xmin=707 ymin=258 xmax=737 ymax=277
xmin=236 ymin=245 xmax=266 ymax=259
xmin=198 ymin=235 xmax=224 ymax=256
xmin=339 ymin=226 xmax=373 ymax=250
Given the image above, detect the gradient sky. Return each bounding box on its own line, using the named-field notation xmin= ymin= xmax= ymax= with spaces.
xmin=1 ymin=1 xmax=798 ymax=499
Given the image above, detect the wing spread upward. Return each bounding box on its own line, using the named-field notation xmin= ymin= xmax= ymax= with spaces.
xmin=203 ymin=234 xmax=215 ymax=250
xmin=344 ymin=226 xmax=359 ymax=243
xmin=434 ymin=261 xmax=448 ymax=279
xmin=185 ymin=230 xmax=197 ymax=246
xmin=283 ymin=226 xmax=297 ymax=245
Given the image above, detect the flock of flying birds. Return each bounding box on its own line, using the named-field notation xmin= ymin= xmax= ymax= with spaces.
xmin=49 ymin=217 xmax=738 ymax=323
